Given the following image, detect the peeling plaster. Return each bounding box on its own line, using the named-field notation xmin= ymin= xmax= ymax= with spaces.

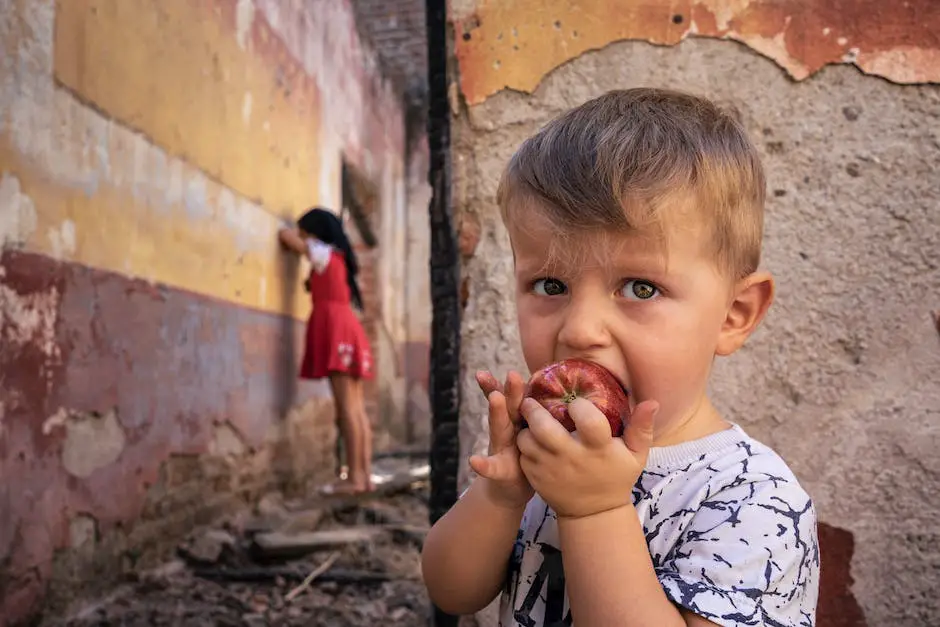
xmin=241 ymin=90 xmax=253 ymax=125
xmin=452 ymin=0 xmax=940 ymax=105
xmin=68 ymin=514 xmax=97 ymax=550
xmin=0 ymin=282 xmax=60 ymax=359
xmin=0 ymin=172 xmax=38 ymax=250
xmin=235 ymin=0 xmax=255 ymax=50
xmin=209 ymin=422 xmax=247 ymax=458
xmin=43 ymin=408 xmax=127 ymax=478
xmin=47 ymin=219 xmax=76 ymax=258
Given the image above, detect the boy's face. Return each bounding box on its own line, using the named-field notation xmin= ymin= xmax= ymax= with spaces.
xmin=509 ymin=203 xmax=761 ymax=443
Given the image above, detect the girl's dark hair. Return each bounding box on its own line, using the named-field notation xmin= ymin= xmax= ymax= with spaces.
xmin=297 ymin=207 xmax=364 ymax=311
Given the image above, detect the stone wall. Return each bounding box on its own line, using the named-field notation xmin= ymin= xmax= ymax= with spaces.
xmin=0 ymin=0 xmax=429 ymax=624
xmin=448 ymin=2 xmax=940 ymax=626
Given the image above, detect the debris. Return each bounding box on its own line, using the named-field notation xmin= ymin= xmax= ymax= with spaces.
xmin=190 ymin=565 xmax=305 ymax=583
xmin=279 ymin=508 xmax=326 ymax=534
xmin=141 ymin=559 xmax=186 ymax=582
xmin=241 ymin=492 xmax=293 ymax=534
xmin=192 ymin=566 xmax=396 ymax=585
xmin=257 ymin=491 xmax=288 ymax=516
xmin=383 ymin=523 xmax=428 ymax=548
xmin=285 ymin=551 xmax=341 ymax=602
xmin=177 ymin=529 xmax=237 ymax=565
xmin=360 ymin=502 xmax=429 ymax=548
xmin=62 ymin=464 xmax=432 ymax=626
xmin=373 ymin=446 xmax=430 ymax=460
xmin=252 ymin=527 xmax=384 ymax=560
xmin=242 ymin=613 xmax=267 ymax=627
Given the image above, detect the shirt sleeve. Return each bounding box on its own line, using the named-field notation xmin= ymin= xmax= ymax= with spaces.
xmin=306 ymin=239 xmax=332 ymax=274
xmin=656 ymin=476 xmax=820 ymax=627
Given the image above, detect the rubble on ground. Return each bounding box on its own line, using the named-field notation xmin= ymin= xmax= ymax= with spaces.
xmin=63 ymin=457 xmax=440 ymax=627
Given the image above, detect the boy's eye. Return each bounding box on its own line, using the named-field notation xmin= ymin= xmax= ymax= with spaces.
xmin=532 ymin=278 xmax=567 ymax=296
xmin=620 ymin=279 xmax=658 ymax=301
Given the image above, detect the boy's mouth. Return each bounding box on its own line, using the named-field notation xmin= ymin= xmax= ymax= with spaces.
xmin=605 ymin=372 xmax=635 ymax=411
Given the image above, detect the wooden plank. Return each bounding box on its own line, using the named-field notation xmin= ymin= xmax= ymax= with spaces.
xmin=251 ymin=527 xmax=383 ymax=560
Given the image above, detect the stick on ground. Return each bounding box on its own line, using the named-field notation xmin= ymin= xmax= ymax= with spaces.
xmin=284 ymin=551 xmax=341 ymax=602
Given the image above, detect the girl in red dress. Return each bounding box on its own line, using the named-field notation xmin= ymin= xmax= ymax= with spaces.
xmin=279 ymin=208 xmax=374 ymax=494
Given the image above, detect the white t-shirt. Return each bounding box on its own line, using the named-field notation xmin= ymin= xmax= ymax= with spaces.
xmin=498 ymin=424 xmax=820 ymax=627
xmin=306 ymin=239 xmax=333 ymax=274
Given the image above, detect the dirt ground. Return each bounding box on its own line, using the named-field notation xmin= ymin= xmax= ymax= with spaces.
xmin=59 ymin=477 xmax=437 ymax=626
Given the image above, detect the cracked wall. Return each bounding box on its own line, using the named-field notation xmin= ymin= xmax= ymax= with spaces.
xmin=0 ymin=0 xmax=430 ymax=624
xmin=449 ymin=3 xmax=940 ymax=627
xmin=451 ymin=0 xmax=940 ymax=105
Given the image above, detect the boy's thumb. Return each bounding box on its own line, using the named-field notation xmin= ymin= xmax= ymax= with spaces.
xmin=468 ymin=454 xmax=492 ymax=479
xmin=622 ymin=401 xmax=659 ymax=456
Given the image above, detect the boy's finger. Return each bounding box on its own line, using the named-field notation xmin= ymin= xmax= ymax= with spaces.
xmin=504 ymin=371 xmax=525 ymax=425
xmin=468 ymin=454 xmax=493 ymax=479
xmin=469 ymin=453 xmax=515 ymax=482
xmin=567 ymin=397 xmax=611 ymax=448
xmin=520 ymin=398 xmax=568 ymax=453
xmin=476 ymin=370 xmax=503 ymax=397
xmin=486 ymin=391 xmax=515 ymax=449
xmin=622 ymin=400 xmax=659 ymax=458
xmin=515 ymin=428 xmax=544 ymax=462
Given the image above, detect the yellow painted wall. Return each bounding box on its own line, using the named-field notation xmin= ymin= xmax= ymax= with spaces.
xmin=0 ymin=0 xmax=336 ymax=319
xmin=54 ymin=0 xmax=321 ymax=213
xmin=0 ymin=137 xmax=308 ymax=319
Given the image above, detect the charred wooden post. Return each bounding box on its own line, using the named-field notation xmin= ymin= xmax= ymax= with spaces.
xmin=426 ymin=0 xmax=461 ymax=625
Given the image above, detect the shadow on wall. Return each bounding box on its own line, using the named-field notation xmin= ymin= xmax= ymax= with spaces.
xmin=275 ymin=222 xmax=300 ymax=418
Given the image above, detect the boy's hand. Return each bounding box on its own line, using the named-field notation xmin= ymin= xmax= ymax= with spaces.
xmin=468 ymin=370 xmax=534 ymax=510
xmin=516 ymin=396 xmax=660 ymax=519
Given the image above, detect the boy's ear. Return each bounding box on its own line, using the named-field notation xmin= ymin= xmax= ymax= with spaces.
xmin=716 ymin=271 xmax=775 ymax=357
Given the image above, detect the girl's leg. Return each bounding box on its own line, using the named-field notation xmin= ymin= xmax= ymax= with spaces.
xmin=350 ymin=377 xmax=374 ymax=491
xmin=325 ymin=373 xmax=368 ymax=493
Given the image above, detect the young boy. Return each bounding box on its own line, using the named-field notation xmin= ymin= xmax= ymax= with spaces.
xmin=421 ymin=88 xmax=820 ymax=626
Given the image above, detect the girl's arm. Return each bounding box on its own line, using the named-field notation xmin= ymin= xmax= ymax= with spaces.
xmin=278 ymin=227 xmax=308 ymax=257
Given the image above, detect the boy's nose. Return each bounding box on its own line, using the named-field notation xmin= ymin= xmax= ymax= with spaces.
xmin=557 ymin=298 xmax=612 ymax=351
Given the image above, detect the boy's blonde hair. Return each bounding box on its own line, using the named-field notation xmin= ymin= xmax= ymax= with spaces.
xmin=497 ymin=88 xmax=766 ymax=279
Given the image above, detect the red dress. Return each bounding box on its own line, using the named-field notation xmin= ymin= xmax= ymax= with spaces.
xmin=299 ymin=244 xmax=373 ymax=380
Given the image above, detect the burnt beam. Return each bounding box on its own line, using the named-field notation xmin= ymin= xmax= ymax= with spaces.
xmin=426 ymin=0 xmax=461 ymax=625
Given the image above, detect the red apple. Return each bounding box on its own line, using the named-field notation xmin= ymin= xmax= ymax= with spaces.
xmin=524 ymin=358 xmax=631 ymax=437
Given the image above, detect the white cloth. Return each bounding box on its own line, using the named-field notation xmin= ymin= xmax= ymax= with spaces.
xmin=306 ymin=239 xmax=332 ymax=274
xmin=497 ymin=424 xmax=820 ymax=627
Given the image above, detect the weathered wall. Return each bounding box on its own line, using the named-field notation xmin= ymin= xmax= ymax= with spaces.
xmin=353 ymin=0 xmax=433 ymax=445
xmin=404 ymin=136 xmax=434 ymax=445
xmin=449 ymin=2 xmax=940 ymax=627
xmin=0 ymin=0 xmax=427 ymax=624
